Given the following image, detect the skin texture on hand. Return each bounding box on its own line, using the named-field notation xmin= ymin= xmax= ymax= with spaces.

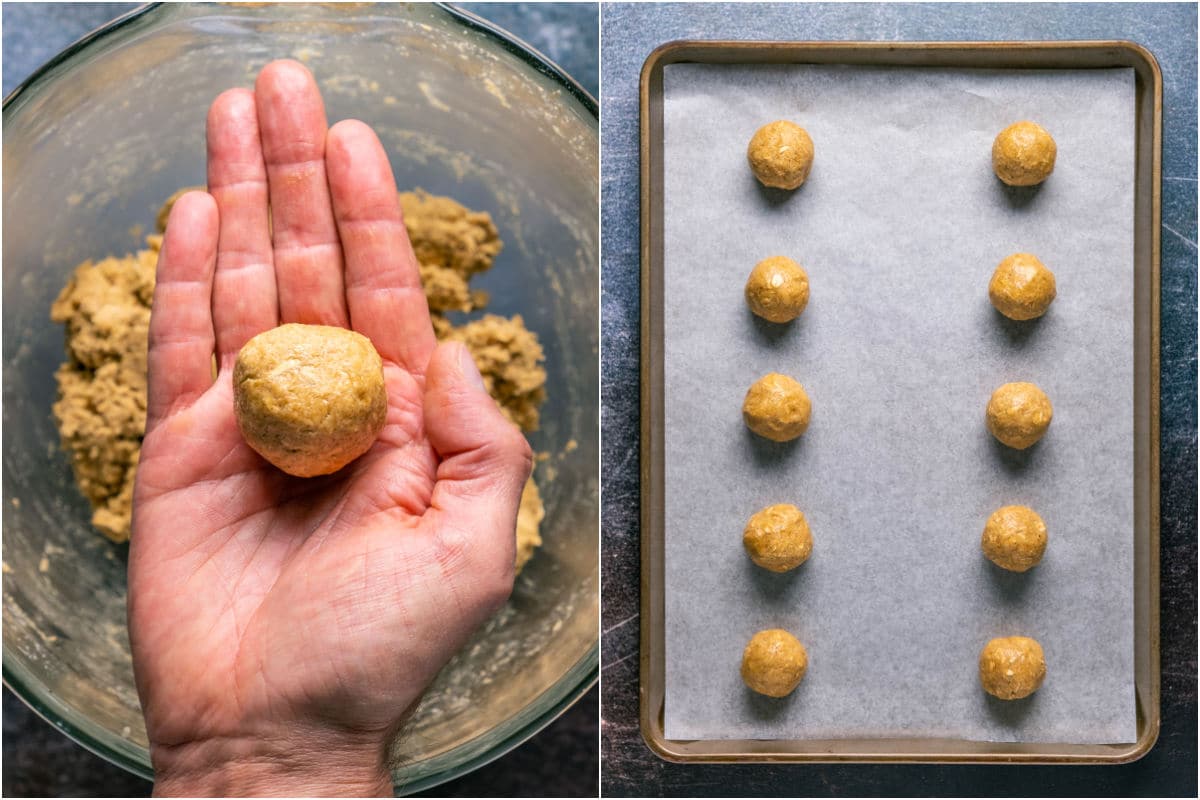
xmin=128 ymin=60 xmax=532 ymax=797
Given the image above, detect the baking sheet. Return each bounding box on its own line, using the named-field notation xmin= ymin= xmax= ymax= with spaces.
xmin=661 ymin=64 xmax=1136 ymax=745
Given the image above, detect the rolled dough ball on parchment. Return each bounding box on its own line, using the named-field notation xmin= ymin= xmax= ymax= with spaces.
xmin=744 ymin=503 xmax=813 ymax=573
xmin=745 ymin=256 xmax=810 ymax=323
xmin=989 ymin=253 xmax=1056 ymax=321
xmin=743 ymin=373 xmax=811 ymax=442
xmin=992 ymin=121 xmax=1056 ymax=186
xmin=234 ymin=323 xmax=388 ymax=477
xmin=986 ymin=382 xmax=1052 ymax=450
xmin=979 ymin=636 xmax=1046 ymax=700
xmin=982 ymin=505 xmax=1047 ymax=572
xmin=747 ymin=120 xmax=814 ymax=190
xmin=741 ymin=628 xmax=808 ymax=697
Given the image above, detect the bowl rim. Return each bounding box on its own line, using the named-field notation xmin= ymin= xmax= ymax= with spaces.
xmin=2 ymin=3 xmax=599 ymax=115
xmin=3 ymin=1 xmax=599 ymax=793
xmin=3 ymin=644 xmax=599 ymax=791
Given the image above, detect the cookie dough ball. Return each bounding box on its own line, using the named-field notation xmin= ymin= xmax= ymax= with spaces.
xmin=747 ymin=120 xmax=814 ymax=190
xmin=979 ymin=636 xmax=1046 ymax=700
xmin=989 ymin=253 xmax=1056 ymax=321
xmin=743 ymin=373 xmax=811 ymax=442
xmin=982 ymin=505 xmax=1048 ymax=572
xmin=986 ymin=382 xmax=1052 ymax=450
xmin=741 ymin=629 xmax=808 ymax=697
xmin=745 ymin=256 xmax=810 ymax=323
xmin=234 ymin=324 xmax=388 ymax=477
xmin=992 ymin=121 xmax=1056 ymax=186
xmin=744 ymin=504 xmax=813 ymax=572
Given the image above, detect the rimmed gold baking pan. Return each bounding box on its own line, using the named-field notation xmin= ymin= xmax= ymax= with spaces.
xmin=638 ymin=40 xmax=1161 ymax=764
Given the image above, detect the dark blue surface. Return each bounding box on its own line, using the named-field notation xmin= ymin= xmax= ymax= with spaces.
xmin=1 ymin=3 xmax=598 ymax=798
xmin=458 ymin=2 xmax=599 ymax=102
xmin=600 ymin=3 xmax=1197 ymax=796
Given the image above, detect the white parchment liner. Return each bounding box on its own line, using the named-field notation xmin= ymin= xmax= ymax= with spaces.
xmin=661 ymin=63 xmax=1136 ymax=744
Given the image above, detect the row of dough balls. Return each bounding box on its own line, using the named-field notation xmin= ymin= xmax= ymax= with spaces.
xmin=984 ymin=121 xmax=1056 ymax=702
xmin=743 ymin=250 xmax=1057 ymax=334
xmin=741 ymin=374 xmax=1053 ymax=450
xmin=745 ymin=250 xmax=1057 ymax=329
xmin=742 ymin=502 xmax=1047 ymax=577
xmin=740 ymin=629 xmax=1047 ymax=700
xmin=736 ymin=128 xmax=818 ymax=705
xmin=747 ymin=119 xmax=1057 ymax=191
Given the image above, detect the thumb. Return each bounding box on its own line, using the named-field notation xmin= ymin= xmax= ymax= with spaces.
xmin=423 ymin=341 xmax=533 ymax=568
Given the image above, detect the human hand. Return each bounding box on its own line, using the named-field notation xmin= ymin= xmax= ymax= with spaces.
xmin=128 ymin=60 xmax=532 ymax=797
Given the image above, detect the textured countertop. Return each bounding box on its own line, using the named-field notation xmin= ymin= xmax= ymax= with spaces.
xmin=1 ymin=3 xmax=598 ymax=797
xmin=600 ymin=2 xmax=1196 ymax=796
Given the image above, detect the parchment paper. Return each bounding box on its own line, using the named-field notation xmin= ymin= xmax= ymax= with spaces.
xmin=661 ymin=64 xmax=1136 ymax=744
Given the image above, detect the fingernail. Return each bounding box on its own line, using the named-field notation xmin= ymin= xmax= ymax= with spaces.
xmin=457 ymin=343 xmax=487 ymax=392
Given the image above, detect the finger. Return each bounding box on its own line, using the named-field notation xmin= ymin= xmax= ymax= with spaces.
xmin=254 ymin=59 xmax=348 ymax=327
xmin=206 ymin=88 xmax=278 ymax=368
xmin=146 ymin=192 xmax=219 ymax=428
xmin=326 ymin=119 xmax=436 ymax=374
xmin=423 ymin=342 xmax=532 ymax=583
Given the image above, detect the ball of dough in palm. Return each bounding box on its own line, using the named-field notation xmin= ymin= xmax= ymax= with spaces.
xmin=989 ymin=253 xmax=1057 ymax=321
xmin=234 ymin=324 xmax=388 ymax=477
xmin=979 ymin=636 xmax=1046 ymax=700
xmin=747 ymin=120 xmax=814 ymax=190
xmin=744 ymin=504 xmax=813 ymax=572
xmin=992 ymin=121 xmax=1056 ymax=186
xmin=743 ymin=373 xmax=811 ymax=442
xmin=986 ymin=382 xmax=1052 ymax=450
xmin=745 ymin=256 xmax=810 ymax=323
xmin=982 ymin=505 xmax=1047 ymax=572
xmin=741 ymin=629 xmax=808 ymax=697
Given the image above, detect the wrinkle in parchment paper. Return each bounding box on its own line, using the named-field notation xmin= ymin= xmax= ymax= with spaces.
xmin=661 ymin=64 xmax=1136 ymax=745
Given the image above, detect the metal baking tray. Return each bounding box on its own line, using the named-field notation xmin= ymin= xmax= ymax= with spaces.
xmin=638 ymin=41 xmax=1161 ymax=764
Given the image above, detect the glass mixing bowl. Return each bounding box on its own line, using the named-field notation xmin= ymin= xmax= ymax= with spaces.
xmin=2 ymin=3 xmax=597 ymax=793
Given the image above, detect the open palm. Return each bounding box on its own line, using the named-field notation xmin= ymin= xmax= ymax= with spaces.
xmin=128 ymin=61 xmax=530 ymax=796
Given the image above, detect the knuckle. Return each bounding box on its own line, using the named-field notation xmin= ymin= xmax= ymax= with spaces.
xmin=500 ymin=426 xmax=534 ymax=474
xmin=480 ymin=558 xmax=515 ymax=615
xmin=433 ymin=524 xmax=470 ymax=578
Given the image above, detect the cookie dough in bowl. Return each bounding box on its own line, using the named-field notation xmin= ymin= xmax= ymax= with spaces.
xmin=233 ymin=324 xmax=388 ymax=478
xmin=50 ymin=190 xmax=549 ymax=552
xmin=747 ymin=120 xmax=814 ymax=190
